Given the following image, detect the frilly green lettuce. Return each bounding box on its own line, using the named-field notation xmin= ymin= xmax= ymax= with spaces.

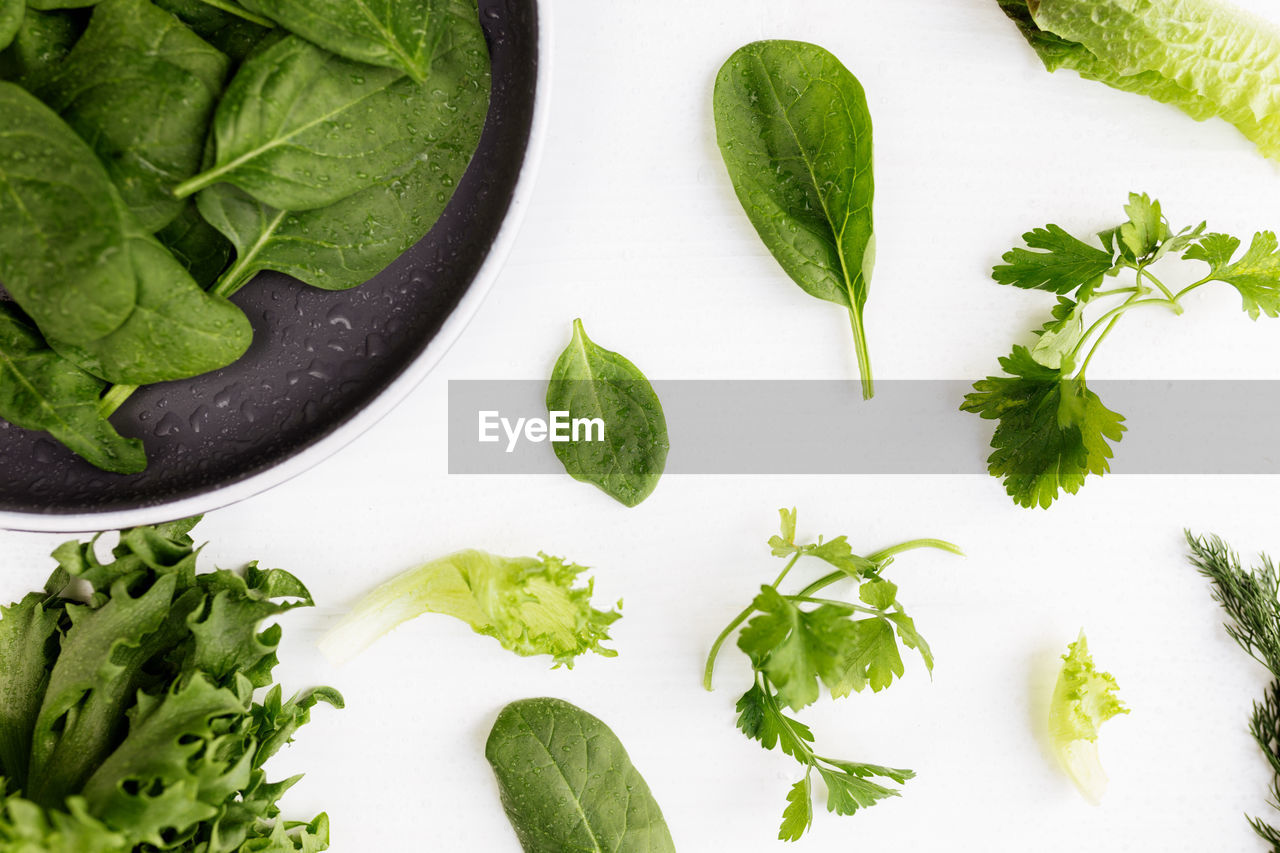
xmin=1048 ymin=631 xmax=1129 ymax=804
xmin=319 ymin=549 xmax=621 ymax=668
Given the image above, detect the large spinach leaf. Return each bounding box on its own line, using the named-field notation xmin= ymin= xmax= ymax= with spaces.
xmin=38 ymin=0 xmax=230 ymax=232
xmin=545 ymin=319 xmax=668 ymax=508
xmin=0 ymin=83 xmax=135 ymax=345
xmin=714 ymin=40 xmax=877 ymax=399
xmin=0 ymin=304 xmax=144 ymax=474
xmin=237 ymin=0 xmax=477 ymax=83
xmin=175 ymin=31 xmax=485 ymax=211
xmin=486 ymin=698 xmax=677 ymax=853
xmin=48 ymin=230 xmax=252 ymax=385
xmin=195 ymin=32 xmax=489 ymax=295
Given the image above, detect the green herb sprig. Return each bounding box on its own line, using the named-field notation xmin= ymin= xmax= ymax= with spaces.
xmin=1188 ymin=531 xmax=1280 ymax=848
xmin=704 ymin=508 xmax=960 ymax=841
xmin=963 ymin=193 xmax=1280 ymax=508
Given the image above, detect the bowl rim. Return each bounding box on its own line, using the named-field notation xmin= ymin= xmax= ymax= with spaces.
xmin=0 ymin=3 xmax=554 ymax=534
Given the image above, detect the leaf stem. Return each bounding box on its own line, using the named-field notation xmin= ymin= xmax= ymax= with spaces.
xmin=794 ymin=539 xmax=962 ymax=600
xmin=1139 ymin=267 xmax=1181 ymax=312
xmin=865 ymin=538 xmax=965 ymax=564
xmin=1174 ymin=274 xmax=1215 ymax=302
xmin=194 ymin=0 xmax=275 ymax=26
xmin=98 ymin=384 xmax=138 ymax=417
xmin=211 ymin=255 xmax=259 ymax=299
xmin=787 ymin=596 xmax=886 ymax=616
xmin=847 ymin=307 xmax=874 ymax=400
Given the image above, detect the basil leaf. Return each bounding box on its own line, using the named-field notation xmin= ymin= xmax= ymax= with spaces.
xmin=238 ymin=0 xmax=477 ymax=83
xmin=485 ymin=698 xmax=677 ymax=853
xmin=714 ymin=40 xmax=877 ymax=398
xmin=176 ymin=31 xmax=485 ymax=211
xmin=48 ymin=230 xmax=252 ymax=385
xmin=195 ymin=31 xmax=489 ymax=294
xmin=545 ymin=319 xmax=668 ymax=508
xmin=0 ymin=304 xmax=144 ymax=474
xmin=0 ymin=82 xmax=135 ymax=345
xmin=38 ymin=0 xmax=230 ymax=232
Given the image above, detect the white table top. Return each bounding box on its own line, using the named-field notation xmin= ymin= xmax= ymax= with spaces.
xmin=6 ymin=1 xmax=1280 ymax=849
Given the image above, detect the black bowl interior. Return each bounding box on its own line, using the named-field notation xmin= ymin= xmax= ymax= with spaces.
xmin=0 ymin=0 xmax=538 ymax=520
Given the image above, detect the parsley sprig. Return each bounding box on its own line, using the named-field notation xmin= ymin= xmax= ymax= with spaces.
xmin=963 ymin=193 xmax=1280 ymax=508
xmin=704 ymin=509 xmax=960 ymax=841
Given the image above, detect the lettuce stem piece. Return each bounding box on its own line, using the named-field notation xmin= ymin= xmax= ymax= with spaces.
xmin=318 ymin=550 xmax=621 ymax=668
xmin=1048 ymin=631 xmax=1129 ymax=804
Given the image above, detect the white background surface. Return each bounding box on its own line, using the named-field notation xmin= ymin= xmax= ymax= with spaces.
xmin=6 ymin=1 xmax=1280 ymax=850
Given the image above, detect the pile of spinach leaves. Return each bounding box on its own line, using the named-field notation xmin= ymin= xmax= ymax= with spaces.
xmin=0 ymin=0 xmax=491 ymax=473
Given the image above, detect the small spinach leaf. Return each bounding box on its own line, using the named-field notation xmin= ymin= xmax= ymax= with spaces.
xmin=48 ymin=229 xmax=252 ymax=385
xmin=714 ymin=40 xmax=877 ymax=398
xmin=0 ymin=304 xmax=144 ymax=474
xmin=175 ymin=30 xmax=486 ymax=211
xmin=38 ymin=0 xmax=230 ymax=232
xmin=238 ymin=0 xmax=478 ymax=83
xmin=156 ymin=200 xmax=233 ymax=289
xmin=485 ymin=697 xmax=677 ymax=853
xmin=195 ymin=34 xmax=489 ymax=295
xmin=0 ymin=82 xmax=135 ymax=345
xmin=545 ymin=319 xmax=668 ymax=508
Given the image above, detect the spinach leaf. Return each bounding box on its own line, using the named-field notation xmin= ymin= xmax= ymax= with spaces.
xmin=150 ymin=0 xmax=272 ymax=64
xmin=714 ymin=40 xmax=877 ymax=399
xmin=175 ymin=30 xmax=485 ymax=211
xmin=0 ymin=9 xmax=86 ymax=91
xmin=0 ymin=304 xmax=144 ymax=474
xmin=156 ymin=200 xmax=233 ymax=289
xmin=48 ymin=229 xmax=252 ymax=385
xmin=485 ymin=698 xmax=677 ymax=853
xmin=38 ymin=0 xmax=230 ymax=232
xmin=545 ymin=319 xmax=668 ymax=508
xmin=0 ymin=83 xmax=135 ymax=345
xmin=25 ymin=0 xmax=100 ymax=15
xmin=195 ymin=32 xmax=489 ymax=295
xmin=237 ymin=0 xmax=477 ymax=83
xmin=0 ymin=0 xmax=21 ymax=53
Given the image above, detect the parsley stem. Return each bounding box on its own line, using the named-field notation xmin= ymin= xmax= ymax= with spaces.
xmin=865 ymin=538 xmax=964 ymax=564
xmin=1090 ymin=286 xmax=1139 ymax=298
xmin=1139 ymin=267 xmax=1181 ymax=311
xmin=788 ymin=596 xmax=885 ymax=616
xmin=794 ymin=539 xmax=963 ymax=600
xmin=1174 ymin=275 xmax=1214 ymax=302
xmin=704 ymin=553 xmax=803 ymax=691
xmin=1069 ymin=296 xmax=1168 ymax=369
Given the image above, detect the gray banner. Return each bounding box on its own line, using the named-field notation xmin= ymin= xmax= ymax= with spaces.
xmin=447 ymin=380 xmax=1280 ymax=474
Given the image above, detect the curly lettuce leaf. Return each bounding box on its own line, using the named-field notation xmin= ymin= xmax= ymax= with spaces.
xmin=1049 ymin=631 xmax=1129 ymax=804
xmin=319 ymin=549 xmax=621 ymax=668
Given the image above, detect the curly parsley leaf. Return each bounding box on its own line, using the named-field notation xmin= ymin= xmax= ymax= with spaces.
xmin=992 ymin=224 xmax=1115 ymax=294
xmin=962 ymin=347 xmax=1125 ymax=509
